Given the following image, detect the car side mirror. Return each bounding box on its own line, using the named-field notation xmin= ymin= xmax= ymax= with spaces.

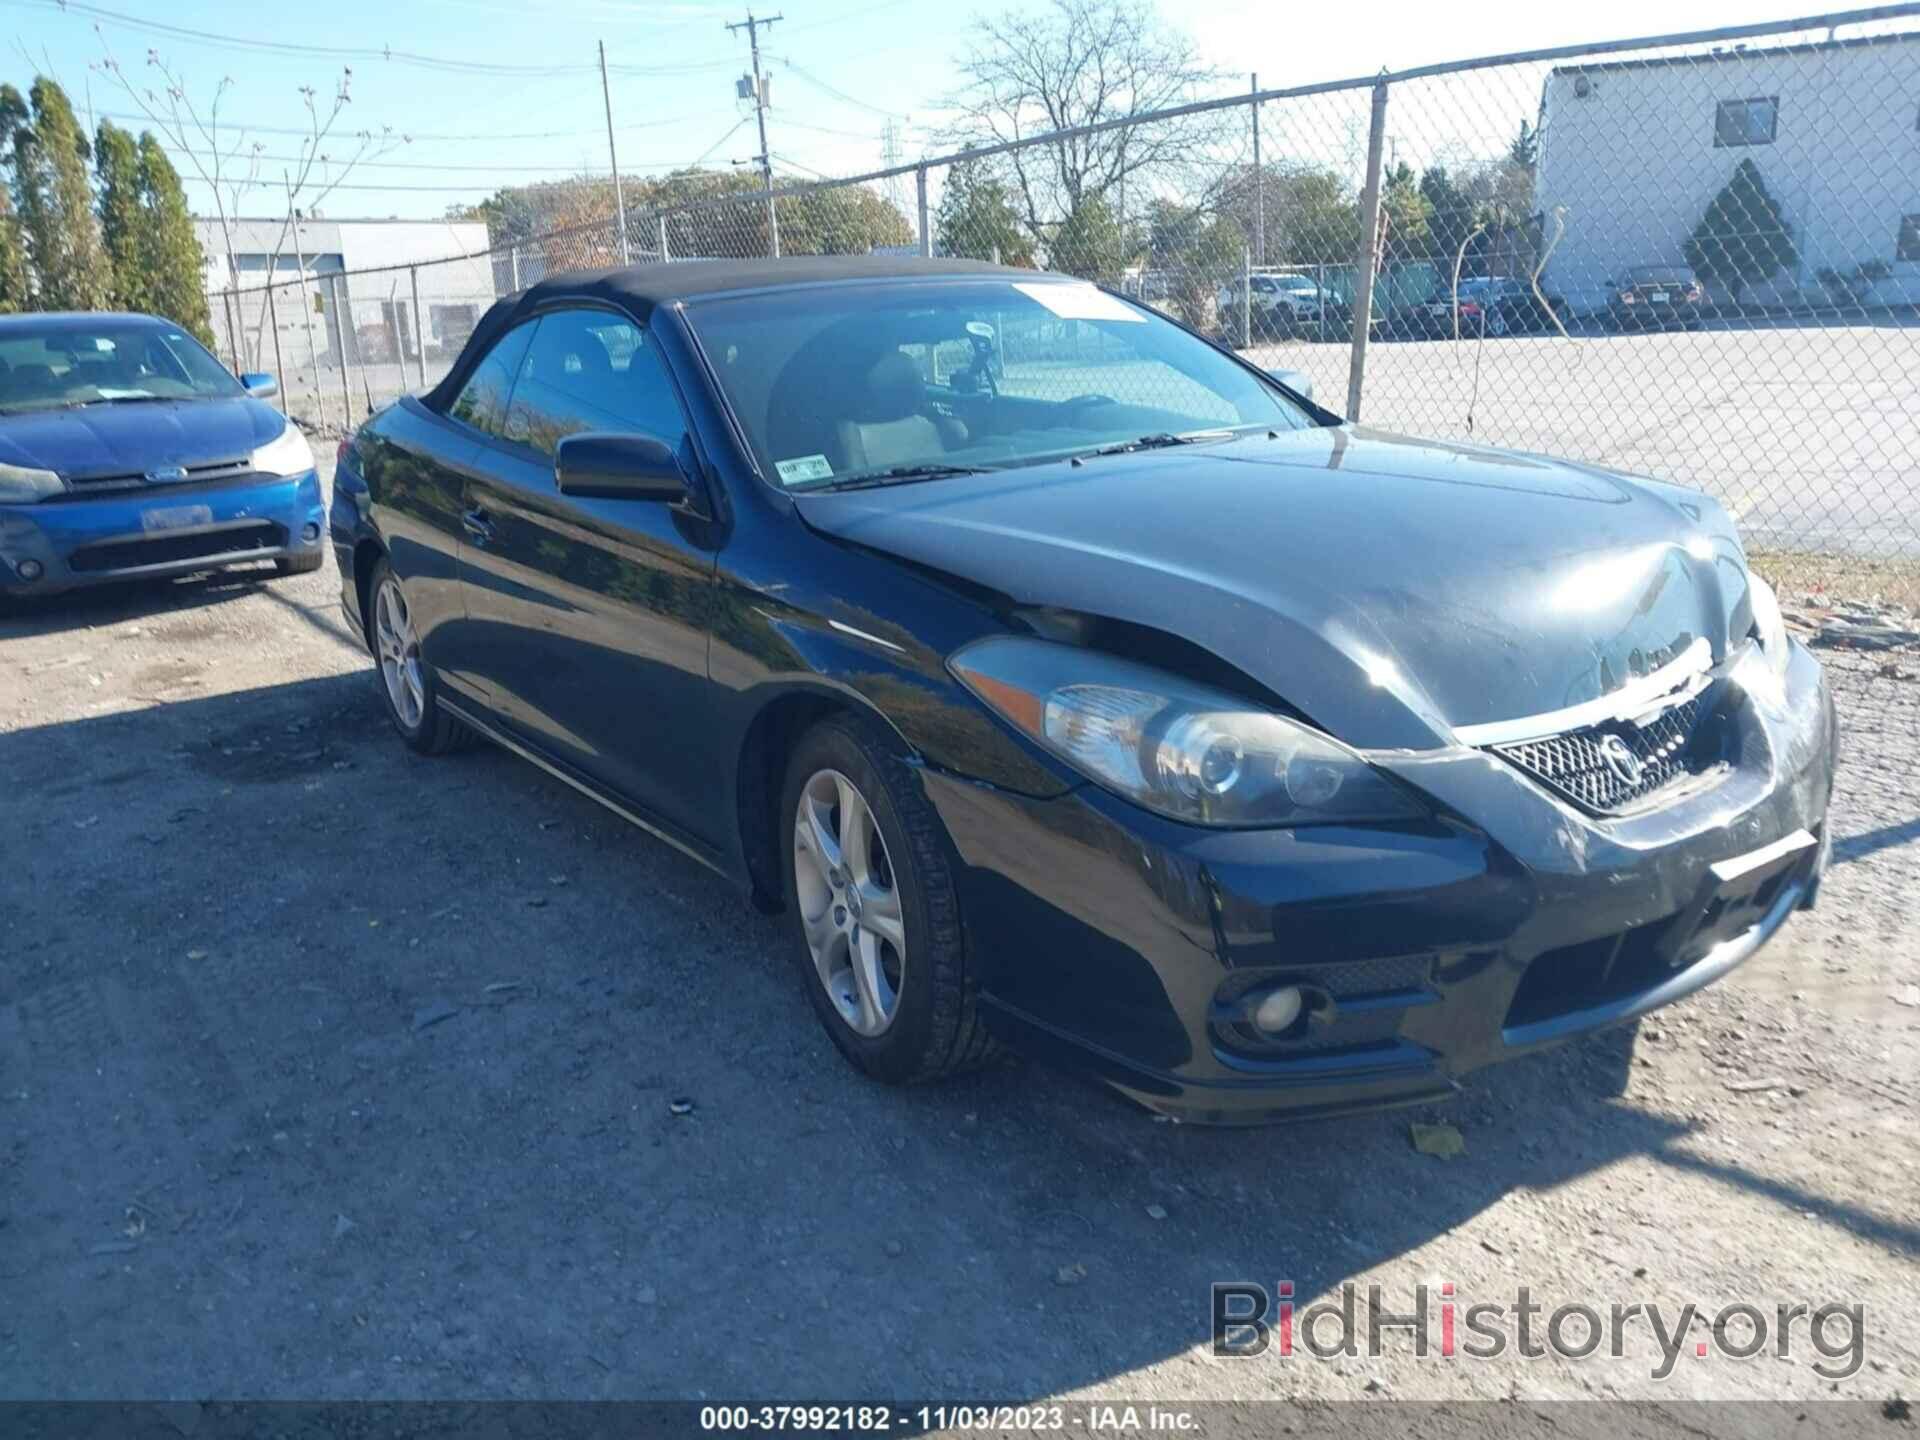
xmin=240 ymin=372 xmax=278 ymax=399
xmin=555 ymin=431 xmax=688 ymax=502
xmin=1266 ymin=367 xmax=1314 ymax=403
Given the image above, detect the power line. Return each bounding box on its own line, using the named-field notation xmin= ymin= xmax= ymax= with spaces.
xmin=775 ymin=58 xmax=909 ymax=118
xmin=153 ymin=145 xmax=661 ymax=174
xmin=19 ymin=0 xmax=739 ymax=77
xmin=691 ymin=118 xmax=750 ymax=168
xmin=94 ymin=108 xmax=734 ymax=145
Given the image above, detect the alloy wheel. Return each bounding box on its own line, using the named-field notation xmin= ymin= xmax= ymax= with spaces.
xmin=792 ymin=767 xmax=906 ymax=1036
xmin=374 ymin=576 xmax=426 ymax=731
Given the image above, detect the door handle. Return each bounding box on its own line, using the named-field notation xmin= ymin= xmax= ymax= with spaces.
xmin=461 ymin=507 xmax=495 ymax=544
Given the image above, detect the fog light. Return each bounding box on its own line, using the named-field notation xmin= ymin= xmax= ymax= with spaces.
xmin=1251 ymin=984 xmax=1304 ymax=1035
xmin=301 ymin=522 xmax=321 ymax=542
xmin=15 ymin=558 xmax=43 ymax=582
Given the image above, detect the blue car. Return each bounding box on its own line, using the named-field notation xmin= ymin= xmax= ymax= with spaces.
xmin=0 ymin=311 xmax=325 ymax=598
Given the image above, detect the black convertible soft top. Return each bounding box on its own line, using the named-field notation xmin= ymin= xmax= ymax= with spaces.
xmin=421 ymin=255 xmax=1028 ymax=414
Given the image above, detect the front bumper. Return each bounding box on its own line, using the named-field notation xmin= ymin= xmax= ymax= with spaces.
xmin=925 ymin=640 xmax=1837 ymax=1123
xmin=0 ymin=469 xmax=325 ymax=595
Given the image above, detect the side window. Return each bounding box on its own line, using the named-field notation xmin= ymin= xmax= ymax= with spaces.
xmin=503 ymin=309 xmax=688 ymax=458
xmin=449 ymin=320 xmax=537 ymax=437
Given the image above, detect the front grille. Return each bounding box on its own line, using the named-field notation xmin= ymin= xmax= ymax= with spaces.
xmin=68 ymin=521 xmax=284 ymax=574
xmin=60 ymin=458 xmax=255 ymax=497
xmin=1492 ymin=695 xmax=1710 ymax=814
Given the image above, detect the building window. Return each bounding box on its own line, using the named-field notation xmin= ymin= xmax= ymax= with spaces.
xmin=1899 ymin=215 xmax=1920 ymax=265
xmin=1714 ymin=96 xmax=1778 ymax=147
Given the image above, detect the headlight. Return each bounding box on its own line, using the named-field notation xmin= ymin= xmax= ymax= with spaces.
xmin=0 ymin=460 xmax=65 ymax=504
xmin=250 ymin=423 xmax=314 ymax=477
xmin=1747 ymin=572 xmax=1792 ymax=681
xmin=950 ymin=636 xmax=1426 ymax=827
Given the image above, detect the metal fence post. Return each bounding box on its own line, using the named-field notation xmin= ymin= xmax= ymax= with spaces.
xmin=1345 ymin=78 xmax=1391 ymax=423
xmin=410 ymin=265 xmax=428 ymax=390
xmin=917 ymin=165 xmax=932 ymax=258
xmin=220 ymin=290 xmax=242 ymax=373
xmin=1241 ymin=243 xmax=1252 ymax=350
xmin=331 ymin=274 xmax=355 ymax=430
xmin=1250 ymin=74 xmax=1264 ymax=268
xmin=657 ymin=213 xmax=670 ymax=264
xmin=264 ymin=282 xmax=288 ymax=415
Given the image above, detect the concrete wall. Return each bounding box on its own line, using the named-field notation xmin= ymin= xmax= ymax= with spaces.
xmin=1538 ymin=35 xmax=1920 ymax=314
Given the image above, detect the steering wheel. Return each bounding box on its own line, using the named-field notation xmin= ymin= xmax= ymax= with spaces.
xmin=1060 ymin=393 xmax=1118 ymax=410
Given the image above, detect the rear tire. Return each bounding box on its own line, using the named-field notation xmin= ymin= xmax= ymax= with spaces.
xmin=273 ymin=551 xmax=325 ymax=577
xmin=366 ymin=557 xmax=469 ymax=756
xmin=780 ymin=712 xmax=998 ymax=1084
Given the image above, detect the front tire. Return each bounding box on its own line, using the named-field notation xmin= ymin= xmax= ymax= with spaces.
xmin=273 ymin=551 xmax=325 ymax=577
xmin=780 ymin=713 xmax=997 ymax=1084
xmin=366 ymin=557 xmax=469 ymax=756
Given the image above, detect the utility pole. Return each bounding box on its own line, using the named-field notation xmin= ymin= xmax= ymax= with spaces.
xmin=599 ymin=40 xmax=631 ymax=264
xmin=727 ymin=9 xmax=783 ymax=257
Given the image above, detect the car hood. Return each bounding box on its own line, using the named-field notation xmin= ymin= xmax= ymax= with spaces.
xmin=0 ymin=395 xmax=282 ymax=481
xmin=793 ymin=426 xmax=1754 ymax=750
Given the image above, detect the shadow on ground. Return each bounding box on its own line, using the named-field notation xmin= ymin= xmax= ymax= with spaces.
xmin=0 ymin=670 xmax=1904 ymax=1401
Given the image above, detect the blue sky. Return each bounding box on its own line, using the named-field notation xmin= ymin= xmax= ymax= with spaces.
xmin=3 ymin=0 xmax=1852 ymax=222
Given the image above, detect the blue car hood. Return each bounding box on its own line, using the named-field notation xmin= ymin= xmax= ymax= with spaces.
xmin=0 ymin=396 xmax=283 ymax=481
xmin=793 ymin=425 xmax=1756 ymax=750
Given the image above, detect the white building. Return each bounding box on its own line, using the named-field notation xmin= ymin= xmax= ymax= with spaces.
xmin=196 ymin=216 xmax=496 ymax=371
xmin=1537 ymin=33 xmax=1920 ymax=314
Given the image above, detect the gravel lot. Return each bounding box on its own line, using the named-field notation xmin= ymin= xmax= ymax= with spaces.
xmin=2 ymin=454 xmax=1916 ymax=1411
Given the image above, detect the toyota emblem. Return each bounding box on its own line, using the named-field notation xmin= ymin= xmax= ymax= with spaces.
xmin=1598 ymin=733 xmax=1644 ymax=787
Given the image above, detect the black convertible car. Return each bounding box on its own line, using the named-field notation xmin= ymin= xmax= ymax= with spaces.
xmin=330 ymin=256 xmax=1836 ymax=1123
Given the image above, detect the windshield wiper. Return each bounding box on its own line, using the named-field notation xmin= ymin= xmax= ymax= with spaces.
xmin=1071 ymin=429 xmax=1236 ymax=461
xmin=801 ymin=462 xmax=993 ymax=492
xmin=68 ymin=394 xmax=175 ymax=407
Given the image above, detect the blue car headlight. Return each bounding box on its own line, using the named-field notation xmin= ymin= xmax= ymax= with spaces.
xmin=0 ymin=461 xmax=66 ymax=504
xmin=950 ymin=636 xmax=1425 ymax=827
xmin=250 ymin=424 xmax=315 ymax=478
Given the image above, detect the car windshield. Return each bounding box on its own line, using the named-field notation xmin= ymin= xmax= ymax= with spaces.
xmin=1274 ymin=276 xmax=1317 ymax=292
xmin=0 ymin=321 xmax=243 ymax=415
xmin=684 ymin=278 xmax=1319 ymax=490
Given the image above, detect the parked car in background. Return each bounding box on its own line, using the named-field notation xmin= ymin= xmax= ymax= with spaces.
xmin=332 ymin=256 xmax=1835 ymax=1124
xmin=1608 ymin=265 xmax=1707 ymax=331
xmin=0 ymin=312 xmax=324 ymax=599
xmin=1217 ymin=271 xmax=1330 ymax=339
xmin=1391 ymin=277 xmax=1567 ymax=339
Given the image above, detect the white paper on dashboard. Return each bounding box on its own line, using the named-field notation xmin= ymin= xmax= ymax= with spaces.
xmin=1012 ymin=282 xmax=1146 ymax=323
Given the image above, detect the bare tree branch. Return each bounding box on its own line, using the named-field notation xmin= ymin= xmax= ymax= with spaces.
xmin=942 ymin=0 xmax=1223 ymax=242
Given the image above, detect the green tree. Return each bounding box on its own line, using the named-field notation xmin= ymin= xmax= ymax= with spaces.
xmin=1683 ymin=157 xmax=1797 ymax=305
xmin=1508 ymin=119 xmax=1539 ymax=171
xmin=94 ymin=119 xmax=145 ymax=310
xmin=1419 ymin=166 xmax=1476 ymax=266
xmin=0 ymin=189 xmax=28 ymax=312
xmin=1145 ymin=200 xmax=1242 ymax=331
xmin=0 ymin=88 xmax=30 ymax=312
xmin=1049 ymin=193 xmax=1130 ymax=282
xmin=777 ymin=183 xmax=913 ymax=256
xmin=135 ymin=135 xmax=213 ymax=342
xmin=936 ymin=160 xmax=1034 ymax=266
xmin=1378 ymin=161 xmax=1431 ymax=265
xmin=10 ymin=79 xmax=113 ymax=310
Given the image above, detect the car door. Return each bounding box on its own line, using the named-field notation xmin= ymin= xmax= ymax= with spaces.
xmin=455 ymin=305 xmax=724 ymax=842
xmin=376 ymin=317 xmax=539 ymax=706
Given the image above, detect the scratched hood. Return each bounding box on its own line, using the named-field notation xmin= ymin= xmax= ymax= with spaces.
xmin=794 ymin=426 xmax=1755 ymax=750
xmin=0 ymin=395 xmax=283 ymax=481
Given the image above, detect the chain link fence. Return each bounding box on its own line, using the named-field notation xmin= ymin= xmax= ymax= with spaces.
xmin=211 ymin=6 xmax=1920 ymax=640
